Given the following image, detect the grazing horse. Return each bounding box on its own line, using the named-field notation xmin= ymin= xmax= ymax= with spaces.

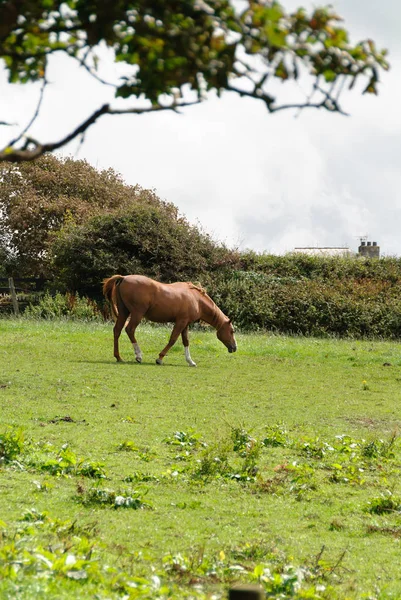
xmin=103 ymin=274 xmax=237 ymax=366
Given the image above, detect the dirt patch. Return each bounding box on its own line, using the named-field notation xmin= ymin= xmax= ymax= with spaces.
xmin=344 ymin=416 xmax=395 ymax=430
xmin=48 ymin=416 xmax=87 ymax=424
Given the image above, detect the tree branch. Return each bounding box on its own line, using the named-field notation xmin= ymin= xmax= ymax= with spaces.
xmin=7 ymin=72 xmax=48 ymax=149
xmin=72 ymin=51 xmax=119 ymax=89
xmin=0 ymin=100 xmax=201 ymax=163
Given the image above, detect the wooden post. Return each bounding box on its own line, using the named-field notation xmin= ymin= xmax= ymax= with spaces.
xmin=229 ymin=584 xmax=265 ymax=600
xmin=8 ymin=277 xmax=19 ymax=316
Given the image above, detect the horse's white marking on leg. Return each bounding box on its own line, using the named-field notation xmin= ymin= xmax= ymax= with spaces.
xmin=132 ymin=342 xmax=142 ymax=363
xmin=185 ymin=347 xmax=197 ymax=367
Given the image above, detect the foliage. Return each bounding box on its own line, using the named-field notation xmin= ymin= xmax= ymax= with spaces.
xmin=0 ymin=1 xmax=389 ymax=161
xmin=0 ymin=427 xmax=25 ymax=463
xmin=50 ymin=203 xmax=231 ymax=295
xmin=164 ymin=430 xmax=206 ymax=451
xmin=116 ymin=440 xmax=156 ymax=461
xmin=262 ymin=424 xmax=289 ymax=447
xmin=0 ymin=511 xmax=344 ymax=600
xmin=366 ymin=492 xmax=401 ymax=515
xmin=23 ymin=291 xmax=101 ymax=320
xmin=209 ymin=264 xmax=401 ymax=337
xmin=77 ymin=486 xmax=151 ymax=509
xmin=0 ymin=155 xmax=167 ymax=276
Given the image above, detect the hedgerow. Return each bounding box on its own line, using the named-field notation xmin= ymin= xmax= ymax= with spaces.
xmin=208 ymin=270 xmax=401 ymax=337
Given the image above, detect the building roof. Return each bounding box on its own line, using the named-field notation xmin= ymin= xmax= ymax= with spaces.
xmin=292 ymin=247 xmax=352 ymax=257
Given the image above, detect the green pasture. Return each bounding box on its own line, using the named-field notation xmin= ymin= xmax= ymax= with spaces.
xmin=1 ymin=319 xmax=401 ymax=599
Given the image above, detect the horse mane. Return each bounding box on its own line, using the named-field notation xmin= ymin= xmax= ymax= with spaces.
xmin=187 ymin=282 xmax=226 ymax=329
xmin=187 ymin=282 xmax=207 ymax=296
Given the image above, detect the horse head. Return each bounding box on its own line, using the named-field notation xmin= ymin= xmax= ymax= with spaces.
xmin=216 ymin=319 xmax=237 ymax=353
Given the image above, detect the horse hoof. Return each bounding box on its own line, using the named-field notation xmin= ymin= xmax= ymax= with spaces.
xmin=188 ymin=362 xmax=197 ymax=367
xmin=156 ymin=358 xmax=163 ymax=365
xmin=136 ymin=357 xmax=142 ymax=364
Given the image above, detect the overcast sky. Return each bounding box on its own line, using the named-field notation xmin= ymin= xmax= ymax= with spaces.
xmin=1 ymin=0 xmax=400 ymax=256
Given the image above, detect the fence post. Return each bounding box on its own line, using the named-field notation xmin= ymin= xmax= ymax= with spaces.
xmin=229 ymin=584 xmax=265 ymax=600
xmin=8 ymin=277 xmax=19 ymax=316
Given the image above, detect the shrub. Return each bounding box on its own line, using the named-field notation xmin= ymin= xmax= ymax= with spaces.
xmin=23 ymin=292 xmax=101 ymax=320
xmin=0 ymin=428 xmax=25 ymax=463
xmin=209 ymin=270 xmax=401 ymax=337
xmin=50 ymin=205 xmax=233 ymax=296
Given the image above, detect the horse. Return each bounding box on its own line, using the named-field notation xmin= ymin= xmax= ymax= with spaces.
xmin=102 ymin=274 xmax=237 ymax=366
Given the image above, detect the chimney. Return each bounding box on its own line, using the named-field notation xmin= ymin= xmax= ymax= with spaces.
xmin=358 ymin=241 xmax=380 ymax=259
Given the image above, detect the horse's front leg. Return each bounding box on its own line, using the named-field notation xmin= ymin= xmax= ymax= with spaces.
xmin=181 ymin=326 xmax=196 ymax=367
xmin=125 ymin=315 xmax=143 ymax=363
xmin=156 ymin=320 xmax=187 ymax=365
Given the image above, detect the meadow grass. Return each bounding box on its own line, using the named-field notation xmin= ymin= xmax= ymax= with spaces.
xmin=1 ymin=318 xmax=401 ymax=598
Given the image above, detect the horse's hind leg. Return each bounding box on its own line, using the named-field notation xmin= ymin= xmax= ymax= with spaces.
xmin=113 ymin=309 xmax=128 ymax=362
xmin=125 ymin=315 xmax=143 ymax=363
xmin=182 ymin=326 xmax=196 ymax=367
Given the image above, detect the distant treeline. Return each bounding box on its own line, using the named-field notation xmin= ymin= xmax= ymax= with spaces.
xmin=1 ymin=155 xmax=401 ymax=338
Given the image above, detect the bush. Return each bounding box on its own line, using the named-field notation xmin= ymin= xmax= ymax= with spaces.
xmin=50 ymin=204 xmax=234 ymax=296
xmin=23 ymin=292 xmax=101 ymax=320
xmin=209 ymin=270 xmax=401 ymax=337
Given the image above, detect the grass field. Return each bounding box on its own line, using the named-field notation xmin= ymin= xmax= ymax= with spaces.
xmin=1 ymin=318 xmax=401 ymax=599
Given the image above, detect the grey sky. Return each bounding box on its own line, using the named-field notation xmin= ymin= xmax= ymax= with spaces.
xmin=1 ymin=0 xmax=400 ymax=255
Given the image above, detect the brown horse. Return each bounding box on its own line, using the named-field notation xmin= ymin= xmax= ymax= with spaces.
xmin=103 ymin=274 xmax=237 ymax=366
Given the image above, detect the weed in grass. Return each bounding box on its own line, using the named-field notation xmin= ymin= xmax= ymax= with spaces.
xmin=0 ymin=427 xmax=25 ymax=463
xmin=123 ymin=472 xmax=160 ymax=483
xmin=0 ymin=435 xmax=108 ymax=480
xmin=238 ymin=442 xmax=261 ymax=479
xmin=231 ymin=427 xmax=257 ymax=456
xmin=32 ymin=479 xmax=54 ymax=493
xmin=256 ymin=462 xmax=318 ymax=499
xmin=0 ymin=512 xmax=100 ymax=593
xmin=333 ymin=435 xmax=360 ymax=457
xmin=164 ymin=430 xmax=206 ymax=451
xmin=192 ymin=440 xmax=232 ymax=480
xmin=35 ymin=444 xmax=107 ymax=478
xmin=120 ymin=416 xmax=138 ymax=424
xmin=329 ymin=518 xmax=346 ymax=531
xmin=230 ymin=541 xmax=283 ymax=563
xmin=117 ymin=440 xmax=156 ymax=461
xmin=327 ymin=463 xmax=365 ymax=486
xmin=172 ymin=501 xmax=202 ymax=510
xmin=262 ymin=424 xmax=289 ymax=448
xmin=361 ymin=431 xmax=398 ymax=460
xmin=298 ymin=437 xmax=335 ymax=460
xmin=76 ymin=484 xmax=152 ymax=509
xmin=117 ymin=440 xmax=138 ymax=452
xmin=366 ymin=491 xmax=401 ymax=515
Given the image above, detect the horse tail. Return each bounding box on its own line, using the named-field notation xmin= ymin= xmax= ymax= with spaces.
xmin=102 ymin=275 xmax=125 ymax=320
